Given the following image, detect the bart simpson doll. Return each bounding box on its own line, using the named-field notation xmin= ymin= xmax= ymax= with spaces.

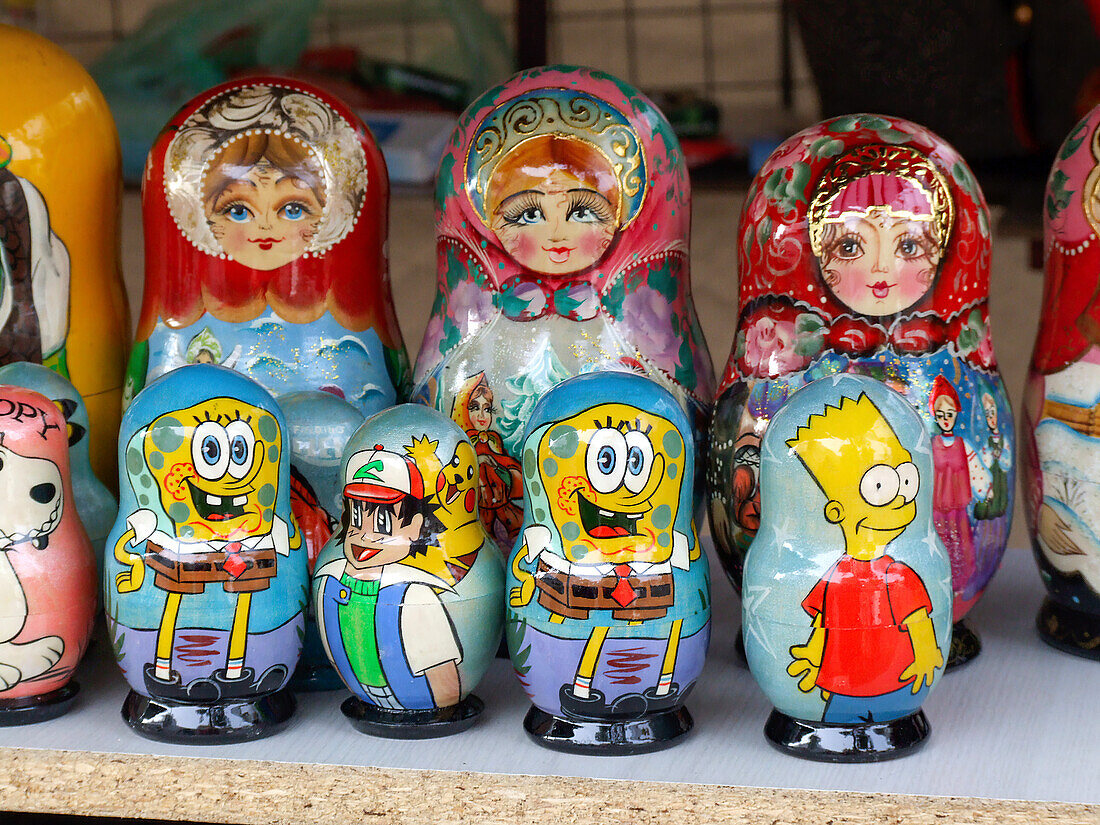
xmin=785 ymin=392 xmax=943 ymax=723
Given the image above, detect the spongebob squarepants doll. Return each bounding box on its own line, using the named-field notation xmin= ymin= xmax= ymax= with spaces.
xmin=507 ymin=371 xmax=710 ymax=754
xmin=105 ymin=364 xmax=306 ymax=743
xmin=742 ymin=374 xmax=952 ymax=761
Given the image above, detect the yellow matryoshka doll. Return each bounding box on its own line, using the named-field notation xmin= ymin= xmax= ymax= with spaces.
xmin=0 ymin=26 xmax=130 ymax=488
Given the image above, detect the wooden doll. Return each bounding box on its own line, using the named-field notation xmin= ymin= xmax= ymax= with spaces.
xmin=129 ymin=77 xmax=408 ymax=686
xmin=709 ymin=115 xmax=1012 ymax=667
xmin=0 ymin=26 xmax=130 ymax=488
xmin=1023 ymin=103 xmax=1100 ymax=657
xmin=0 ymin=384 xmax=96 ymax=723
xmin=0 ymin=362 xmax=116 ymax=572
xmin=105 ymin=365 xmax=307 ymax=742
xmin=313 ymin=404 xmax=503 ymax=737
xmin=744 ymin=374 xmax=951 ymax=761
xmin=506 ymin=371 xmax=710 ymax=754
xmin=412 ymin=65 xmax=714 ymax=553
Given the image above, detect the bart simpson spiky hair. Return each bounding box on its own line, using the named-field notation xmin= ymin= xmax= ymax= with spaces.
xmin=786 ymin=393 xmax=909 ymax=498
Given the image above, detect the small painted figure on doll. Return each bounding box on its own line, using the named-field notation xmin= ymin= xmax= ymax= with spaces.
xmin=709 ymin=115 xmax=1013 ymax=667
xmin=416 ymin=66 xmax=714 ymax=554
xmin=506 ymin=371 xmax=709 ymax=755
xmin=451 ymin=372 xmax=524 ymax=544
xmin=744 ymin=374 xmax=951 ymax=762
xmin=313 ymin=404 xmax=503 ymax=737
xmin=105 ymin=365 xmax=306 ymax=743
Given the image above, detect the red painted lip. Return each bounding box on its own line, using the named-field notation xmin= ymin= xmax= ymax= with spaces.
xmin=543 ymin=246 xmax=573 ymax=253
xmin=250 ymin=237 xmax=283 ymax=250
xmin=354 ymin=544 xmax=382 ymax=562
xmin=588 ymin=525 xmax=630 ymax=539
xmin=870 ymin=281 xmax=893 ymax=298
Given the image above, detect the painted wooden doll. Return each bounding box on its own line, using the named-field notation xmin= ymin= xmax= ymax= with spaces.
xmin=744 ymin=374 xmax=951 ymax=761
xmin=0 ymin=26 xmax=130 ymax=488
xmin=1023 ymin=103 xmax=1100 ymax=658
xmin=506 ymin=371 xmax=710 ymax=754
xmin=105 ymin=365 xmax=307 ymax=742
xmin=313 ymin=404 xmax=504 ymax=737
xmin=0 ymin=384 xmax=96 ymax=724
xmin=0 ymin=362 xmax=116 ymax=570
xmin=412 ymin=65 xmax=715 ymax=553
xmin=128 ymin=77 xmax=407 ymax=687
xmin=709 ymin=115 xmax=1012 ymax=666
xmin=280 ymin=390 xmax=364 ymax=690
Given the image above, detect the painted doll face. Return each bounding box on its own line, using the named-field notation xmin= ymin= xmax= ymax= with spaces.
xmin=536 ymin=402 xmax=684 ymax=566
xmin=490 ymin=168 xmax=618 ymax=277
xmin=143 ymin=398 xmax=282 ymax=542
xmin=933 ymin=395 xmax=958 ymax=434
xmin=818 ymin=207 xmax=940 ymax=317
xmin=982 ymin=396 xmax=997 ymax=430
xmin=205 ymin=160 xmax=323 ymax=271
xmin=342 ymin=497 xmax=423 ymax=571
xmin=467 ymin=390 xmax=494 ymax=432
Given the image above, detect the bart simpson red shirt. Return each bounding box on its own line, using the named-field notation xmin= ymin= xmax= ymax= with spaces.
xmin=802 ymin=554 xmax=933 ymax=697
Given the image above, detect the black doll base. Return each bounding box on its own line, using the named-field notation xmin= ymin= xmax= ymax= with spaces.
xmin=341 ymin=694 xmax=484 ymax=739
xmin=764 ymin=708 xmax=930 ymax=763
xmin=0 ymin=682 xmax=78 ymax=726
xmin=1037 ymin=598 xmax=1100 ymax=661
xmin=945 ymin=620 xmax=981 ymax=670
xmin=523 ymin=704 xmax=694 ymax=755
xmin=122 ymin=688 xmax=296 ymax=744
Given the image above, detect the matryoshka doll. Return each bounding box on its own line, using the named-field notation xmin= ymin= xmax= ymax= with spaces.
xmin=506 ymin=371 xmax=710 ymax=754
xmin=0 ymin=362 xmax=116 ymax=572
xmin=744 ymin=374 xmax=952 ymax=761
xmin=0 ymin=385 xmax=96 ymax=723
xmin=709 ymin=115 xmax=1013 ymax=666
xmin=0 ymin=26 xmax=131 ymax=488
xmin=313 ymin=404 xmax=503 ymax=737
xmin=1023 ymin=104 xmax=1100 ymax=658
xmin=105 ymin=365 xmax=307 ymax=742
xmin=131 ymin=77 xmax=407 ymax=683
xmin=413 ymin=65 xmax=714 ymax=553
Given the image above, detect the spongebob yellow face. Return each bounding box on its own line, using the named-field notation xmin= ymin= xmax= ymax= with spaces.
xmin=537 ymin=403 xmax=684 ymax=565
xmin=787 ymin=393 xmax=919 ymax=553
xmin=143 ymin=398 xmax=282 ymax=542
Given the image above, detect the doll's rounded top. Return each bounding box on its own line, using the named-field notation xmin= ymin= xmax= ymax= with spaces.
xmin=139 ymin=76 xmax=397 ymax=341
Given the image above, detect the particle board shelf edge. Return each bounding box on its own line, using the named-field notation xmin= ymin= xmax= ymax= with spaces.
xmin=0 ymin=748 xmax=1090 ymax=825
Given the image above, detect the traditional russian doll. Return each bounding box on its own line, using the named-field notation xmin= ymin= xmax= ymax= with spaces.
xmin=506 ymin=371 xmax=710 ymax=754
xmin=0 ymin=362 xmax=116 ymax=570
xmin=313 ymin=404 xmax=504 ymax=737
xmin=744 ymin=374 xmax=952 ymax=761
xmin=709 ymin=115 xmax=1012 ymax=666
xmin=105 ymin=365 xmax=307 ymax=742
xmin=0 ymin=26 xmax=130 ymax=488
xmin=128 ymin=77 xmax=407 ymax=686
xmin=412 ymin=65 xmax=715 ymax=552
xmin=1023 ymin=103 xmax=1100 ymax=658
xmin=0 ymin=384 xmax=96 ymax=724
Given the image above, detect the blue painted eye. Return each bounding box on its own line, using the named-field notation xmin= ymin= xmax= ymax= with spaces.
xmin=586 ymin=428 xmax=627 ymax=494
xmin=623 ymin=430 xmax=655 ymax=493
xmin=627 ymin=446 xmax=644 ymax=475
xmin=230 ymin=435 xmax=248 ymax=463
xmin=225 ymin=420 xmax=256 ymax=479
xmin=202 ymin=435 xmax=221 ymax=464
xmin=597 ymin=445 xmax=616 ymax=474
xmin=282 ymin=202 xmax=306 ymax=220
xmin=225 ymin=204 xmax=252 ymax=223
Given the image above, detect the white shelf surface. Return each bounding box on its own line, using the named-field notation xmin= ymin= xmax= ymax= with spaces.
xmin=0 ymin=542 xmax=1093 ymax=806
